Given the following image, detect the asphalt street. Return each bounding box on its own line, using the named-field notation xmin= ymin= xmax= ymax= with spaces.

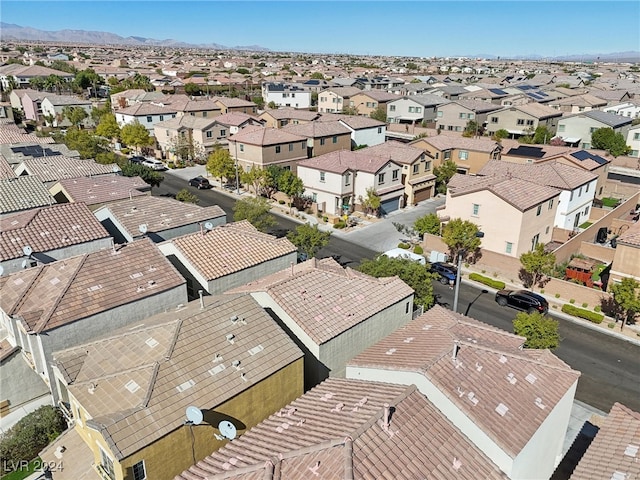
xmin=155 ymin=172 xmax=640 ymax=413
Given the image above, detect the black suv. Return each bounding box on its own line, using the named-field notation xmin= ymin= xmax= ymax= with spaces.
xmin=129 ymin=156 xmax=145 ymax=164
xmin=430 ymin=262 xmax=457 ymax=285
xmin=188 ymin=176 xmax=212 ymax=189
xmin=495 ymin=289 xmax=549 ymax=314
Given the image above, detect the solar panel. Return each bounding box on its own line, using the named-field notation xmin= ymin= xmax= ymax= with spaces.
xmin=507 ymin=146 xmax=546 ymax=158
xmin=488 ymin=88 xmax=508 ymax=95
xmin=10 ymin=145 xmax=61 ymax=158
xmin=571 ymin=150 xmax=607 ymax=165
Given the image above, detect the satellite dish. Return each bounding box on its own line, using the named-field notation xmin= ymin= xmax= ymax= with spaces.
xmin=218 ymin=420 xmax=237 ymax=440
xmin=186 ymin=406 xmax=203 ymax=425
xmin=204 ymin=221 xmax=214 ymax=231
xmin=138 ymin=224 xmax=148 ymax=235
xmin=22 ymin=245 xmax=33 ymax=257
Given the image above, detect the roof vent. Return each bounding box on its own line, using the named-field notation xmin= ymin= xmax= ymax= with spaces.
xmin=145 ymin=337 xmax=159 ymax=348
xmin=495 ymin=403 xmax=509 ymax=417
xmin=231 ymin=360 xmax=242 ymax=369
xmin=226 ymin=334 xmax=235 ymax=344
xmin=611 ymin=472 xmax=627 ymax=480
xmin=209 ymin=364 xmax=226 ymax=376
xmin=88 ymin=383 xmax=97 ymax=394
xmin=506 ymin=373 xmax=517 ymax=385
xmin=176 ymin=379 xmax=195 ymax=393
xmin=525 ymin=373 xmax=537 ymax=384
xmin=535 ymin=397 xmax=546 ymax=409
xmin=624 ymin=444 xmax=639 ymax=457
xmin=213 ymin=353 xmax=223 ymax=363
xmin=125 ymin=380 xmax=141 ymax=393
xmin=248 ymin=345 xmax=264 ymax=356
xmin=475 ymin=362 xmax=483 ymax=372
xmin=240 ymin=372 xmax=248 ymax=382
xmin=499 ymin=355 xmax=508 ymax=363
xmin=452 ymin=457 xmax=462 ymax=471
xmin=230 ymin=315 xmax=238 ymax=323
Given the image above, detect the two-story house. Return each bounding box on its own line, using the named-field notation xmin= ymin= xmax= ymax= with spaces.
xmin=627 ymin=125 xmax=640 ymax=158
xmin=386 ymin=94 xmax=449 ymax=125
xmin=486 ymin=103 xmax=563 ymax=139
xmin=555 ymin=110 xmax=634 ymax=150
xmin=282 ymin=120 xmax=352 ymax=157
xmin=317 ymin=87 xmax=361 ymax=113
xmin=436 ymin=99 xmax=502 ymax=133
xmin=348 ymin=90 xmax=400 ymax=117
xmin=210 ymin=96 xmax=257 ymax=115
xmin=115 ymin=103 xmax=178 ymax=132
xmin=327 ymin=115 xmax=387 ymax=148
xmin=410 ymin=135 xmax=502 ymax=174
xmin=40 ymin=94 xmax=94 ymax=128
xmin=259 ymin=108 xmax=319 ymax=129
xmin=261 ymin=83 xmax=312 ymax=109
xmin=547 ymin=93 xmax=608 ymax=114
xmin=0 ymin=64 xmax=74 ymax=91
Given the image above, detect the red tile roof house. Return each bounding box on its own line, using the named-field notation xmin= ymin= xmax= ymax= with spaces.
xmin=569 ymin=402 xmax=640 ymax=480
xmin=176 ymin=377 xmax=509 ymax=480
xmin=48 ymin=175 xmax=150 ymax=210
xmin=13 ymin=156 xmax=121 ymax=187
xmin=282 ymin=120 xmax=353 ymax=158
xmin=0 ymin=203 xmax=113 ymax=275
xmin=157 ymin=221 xmax=297 ymax=298
xmin=226 ymin=257 xmax=414 ymax=389
xmin=346 ymin=305 xmax=581 ymax=480
xmin=0 ymin=239 xmax=187 ymax=409
xmin=94 ymin=195 xmax=226 ymax=244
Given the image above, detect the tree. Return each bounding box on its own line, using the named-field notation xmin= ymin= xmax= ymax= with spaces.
xmin=591 ymin=127 xmax=631 ymax=157
xmin=358 ymin=187 xmax=381 ymax=216
xmin=175 ymin=188 xmax=199 ymax=204
xmin=95 ymin=113 xmax=121 ymax=140
xmin=64 ymin=128 xmax=108 ymax=159
xmin=61 ymin=106 xmax=88 ymax=128
xmin=233 ymin=197 xmax=276 ymax=232
xmin=532 ymin=125 xmax=553 ymax=144
xmin=74 ymin=68 xmax=102 ymax=92
xmin=120 ymin=121 xmax=153 ymax=153
xmin=206 ymin=148 xmax=236 ymax=185
xmin=433 ymin=159 xmax=458 ymax=194
xmin=492 ymin=129 xmax=509 ymax=141
xmin=358 ymin=255 xmax=437 ymax=308
xmin=310 ymin=72 xmax=325 ymax=79
xmin=442 ymin=218 xmax=482 ymax=261
xmin=91 ymin=102 xmax=111 ymax=124
xmin=287 ymin=223 xmax=331 ymax=258
xmin=610 ymin=278 xmax=640 ymax=330
xmin=184 ymin=83 xmax=203 ymax=96
xmin=252 ymin=96 xmax=265 ymax=109
xmin=263 ymin=165 xmax=287 ymax=198
xmin=45 ymin=74 xmax=64 ymax=94
xmin=267 ymin=101 xmax=277 ymax=109
xmin=121 ymin=163 xmax=164 ymax=190
xmin=519 ymin=243 xmax=556 ymax=291
xmin=462 ymin=120 xmax=481 ymax=137
xmin=414 ymin=212 xmax=442 ymax=236
xmin=278 ymin=170 xmax=304 ymax=212
xmin=167 ymin=134 xmax=206 ymax=164
xmin=341 ymin=105 xmax=359 ymax=116
xmin=29 ymin=76 xmax=46 ymax=91
xmin=512 ymin=312 xmax=560 ymax=349
xmin=370 ymin=106 xmax=387 ymax=123
xmin=241 ymin=166 xmax=268 ymax=197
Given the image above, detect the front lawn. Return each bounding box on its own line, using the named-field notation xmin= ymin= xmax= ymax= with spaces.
xmin=601 ymin=197 xmax=621 ymax=208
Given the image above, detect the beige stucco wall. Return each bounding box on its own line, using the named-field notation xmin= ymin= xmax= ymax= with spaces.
xmin=312 ymin=133 xmax=351 ymax=156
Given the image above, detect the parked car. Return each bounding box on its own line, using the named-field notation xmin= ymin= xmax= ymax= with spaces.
xmin=141 ymin=158 xmax=166 ymax=170
xmin=430 ymin=262 xmax=457 ymax=285
xmin=129 ymin=156 xmax=145 ymax=164
xmin=188 ymin=176 xmax=212 ymax=189
xmin=495 ymin=289 xmax=549 ymax=314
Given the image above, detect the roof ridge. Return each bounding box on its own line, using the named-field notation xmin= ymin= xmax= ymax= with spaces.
xmin=350 ymin=384 xmax=417 ymax=440
xmin=7 ymin=265 xmax=46 ymax=315
xmin=163 ymin=318 xmax=183 ymax=361
xmin=72 ymin=362 xmax=158 ymax=385
xmin=141 ymin=361 xmax=161 ymax=408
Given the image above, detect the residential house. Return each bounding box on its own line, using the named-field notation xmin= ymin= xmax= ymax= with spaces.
xmin=556 ymin=110 xmax=633 ymax=149
xmin=547 ymin=93 xmax=608 ymax=114
xmin=426 ymin=84 xmax=469 ymax=100
xmin=386 ymin=94 xmax=449 ymax=125
xmin=478 ymin=160 xmax=598 ymax=231
xmin=210 ymin=96 xmax=257 ymax=115
xmin=259 ymin=107 xmax=319 ymax=129
xmin=9 ymin=89 xmax=44 ymax=121
xmin=176 ymin=377 xmax=509 ymax=480
xmin=411 ymin=135 xmax=502 ymax=174
xmin=158 ymin=221 xmax=297 ymax=299
xmin=40 ymin=293 xmax=303 ymax=480
xmin=9 ymin=88 xmax=41 ymax=112
xmin=226 ymin=257 xmax=413 ymax=388
xmin=348 ymin=90 xmax=400 ymax=117
xmin=361 ymin=140 xmax=436 ymax=204
xmin=0 ymin=202 xmax=112 ymax=275
xmin=94 ymin=195 xmax=226 ymax=244
xmin=318 ymin=87 xmax=361 ymax=113
xmin=590 ymin=89 xmax=633 ymax=105
xmin=0 ymin=176 xmax=54 ymax=216
xmin=346 ymin=305 xmax=580 ymax=480
xmin=459 ymin=87 xmax=511 ymax=105
xmin=13 ymin=156 xmax=121 ymax=187
xmin=115 ymin=103 xmax=178 ymax=132
xmin=228 ymin=125 xmax=308 ymax=173
xmin=0 ymin=142 xmax=79 ymax=169
xmin=627 ymin=125 xmax=640 ymax=158
xmin=603 ymin=102 xmax=640 ymax=119
xmin=40 ymin=94 xmax=93 ymax=128
xmin=486 ymin=104 xmax=563 ymax=139
xmin=0 ymin=64 xmax=74 ymax=90
xmin=0 ymin=239 xmax=187 ymax=406
xmin=436 ymin=99 xmax=502 ymax=134
xmin=262 ymin=83 xmax=312 ymax=109
xmin=174 ymin=98 xmax=222 ymax=119
xmin=282 ymin=120 xmax=352 ymax=157
xmin=301 ymin=78 xmax=333 ymax=92
xmin=332 ymin=115 xmax=386 ymax=148
xmin=297 ymin=149 xmax=405 ymax=215
xmin=109 ymin=89 xmax=151 ymax=110
xmin=609 ymin=220 xmax=640 ymax=284
xmin=354 ymin=76 xmax=404 ymax=91
xmin=48 ymin=175 xmax=150 ymax=210
xmin=440 ymin=173 xmax=560 ymax=257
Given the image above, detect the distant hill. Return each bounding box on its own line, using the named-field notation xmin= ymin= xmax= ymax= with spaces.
xmin=0 ymin=22 xmax=270 ymax=51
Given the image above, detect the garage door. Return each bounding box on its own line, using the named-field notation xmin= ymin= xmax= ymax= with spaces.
xmin=380 ymin=197 xmax=400 ymax=215
xmin=414 ymin=187 xmax=432 ymax=203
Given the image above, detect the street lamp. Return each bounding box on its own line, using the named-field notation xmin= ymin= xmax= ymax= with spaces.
xmin=452 ymin=231 xmax=484 ymax=313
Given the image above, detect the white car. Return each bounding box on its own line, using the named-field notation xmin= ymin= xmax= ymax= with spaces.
xmin=141 ymin=158 xmax=166 ymax=171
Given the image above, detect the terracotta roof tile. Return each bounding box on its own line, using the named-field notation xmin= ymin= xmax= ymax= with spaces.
xmin=18 ymin=156 xmax=121 ymax=183
xmin=260 ymin=108 xmax=320 ymax=121
xmin=0 ymin=121 xmax=55 ymax=145
xmin=228 ymin=125 xmax=307 ymax=146
xmin=54 ymin=294 xmax=302 ymax=460
xmin=360 ymin=141 xmax=424 ymax=165
xmin=478 ymin=159 xmax=597 ymax=190
xmin=413 ymin=135 xmax=501 ymax=153
xmin=176 ymin=378 xmax=507 ymax=480
xmin=117 ymin=103 xmax=177 ymax=116
xmin=0 ymin=154 xmax=16 ymax=179
xmin=0 ymin=176 xmax=53 ymax=214
xmin=282 ymin=120 xmax=351 ymax=138
xmin=0 ymin=203 xmax=110 ymax=261
xmin=617 ymin=221 xmax=640 ymax=247
xmin=54 ymin=175 xmax=148 ymax=206
xmin=298 ymin=149 xmax=401 ymax=175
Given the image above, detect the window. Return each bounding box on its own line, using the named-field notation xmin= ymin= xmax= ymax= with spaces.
xmin=516 ymin=119 xmax=525 ymax=125
xmin=291 ymin=93 xmax=296 ymax=98
xmin=468 ymin=113 xmax=474 ymax=119
xmin=146 ymin=116 xmax=152 ymax=123
xmin=472 ymin=204 xmax=479 ymax=216
xmin=458 ymin=150 xmax=468 ymax=160
xmin=526 ymin=119 xmax=534 ymax=126
xmin=413 ymin=164 xmax=420 ymax=174
xmin=202 ymin=111 xmax=207 ymax=117
xmin=505 ymin=242 xmax=513 ymax=254
xmin=132 ymin=461 xmax=146 ymax=480
xmin=558 ymin=124 xmax=565 ymax=132
xmin=578 ymin=186 xmax=582 ymax=196
xmin=220 ymin=129 xmax=226 ymax=137
xmin=283 ymin=165 xmax=291 ymax=171
xmin=389 ymin=105 xmax=396 ymax=112
xmin=545 ymin=226 xmax=550 ymax=234
xmin=415 ymin=107 xmax=422 ymax=113
xmin=408 ymin=106 xmax=415 ymax=113
xmin=301 ymin=141 xmax=306 ymax=149
xmin=280 ymin=120 xmax=287 ymax=127
xmin=289 ymin=143 xmax=294 ymax=151
xmin=435 ymin=153 xmax=439 ymax=159
xmin=443 ymin=150 xmax=451 ymax=160
xmin=239 ymin=144 xmax=244 ymax=152
xmin=455 ymin=126 xmax=462 ymax=132
xmin=633 ymin=133 xmax=640 ymax=141
xmin=570 ymin=191 xmax=574 ymax=201
xmin=366 ymin=102 xmax=372 ymax=108
xmin=584 ymin=205 xmax=590 ymax=216
xmin=378 ymin=173 xmax=385 ymax=184
xmin=459 ymin=113 xmax=466 ymax=119
xmin=531 ymin=233 xmax=539 ymax=251
xmin=377 ymin=127 xmax=382 ymax=134
xmin=425 ymin=161 xmax=431 ymax=171
xmin=165 ymin=130 xmax=169 ymax=136
xmin=578 ymin=106 xmax=585 ymax=112
xmin=437 ymin=110 xmax=443 ymax=117
xmin=392 ymin=169 xmax=399 ymax=180
xmin=332 ymin=136 xmax=337 ymax=144
xmin=589 ymin=127 xmax=597 ymax=133
xmin=548 ymin=198 xmax=553 ymax=209
xmin=312 ymin=192 xmax=317 ymax=202
xmin=172 ymin=114 xmax=176 ymax=118
xmin=332 ymin=97 xmax=337 ymax=103
xmin=320 ymin=171 xmax=325 ymax=182
xmin=344 ymin=173 xmax=351 ymax=186
xmin=275 ymin=145 xmax=281 ymax=154
xmin=536 ymin=205 xmax=542 ymax=216
xmin=320 ymin=97 xmax=326 ymax=103
xmin=405 ymin=301 xmax=410 ymax=314
xmin=491 ymin=116 xmax=498 ymax=123
xmin=320 ymin=138 xmax=326 ymax=146
xmin=206 ymin=131 xmax=212 ymax=138
xmin=159 ymin=115 xmax=164 ymax=121
xmin=99 ymin=448 xmax=116 ymax=480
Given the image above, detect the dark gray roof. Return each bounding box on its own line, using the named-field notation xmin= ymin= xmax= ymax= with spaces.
xmin=0 ymin=176 xmax=54 ymax=214
xmin=583 ymin=110 xmax=633 ymax=128
xmin=398 ymin=93 xmax=450 ymax=107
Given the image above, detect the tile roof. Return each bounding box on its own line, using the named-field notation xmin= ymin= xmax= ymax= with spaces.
xmin=176 ymin=378 xmax=507 ymax=480
xmin=211 ymin=96 xmax=257 ymax=108
xmin=0 ymin=176 xmax=53 ymax=214
xmin=334 ymin=115 xmax=385 ymax=129
xmin=260 ymin=108 xmax=320 ymax=121
xmin=0 ymin=121 xmax=55 ymax=145
xmin=501 ymin=103 xmax=562 ymax=119
xmin=348 ymin=305 xmax=580 ymax=458
xmin=298 ymin=149 xmax=399 ymax=175
xmin=446 ymin=99 xmax=502 ymax=113
xmin=0 ymin=203 xmax=109 ymax=261
xmin=117 ymin=102 xmax=178 ymax=116
xmin=18 ymin=156 xmax=121 ymax=183
xmin=550 ymin=93 xmax=607 ymax=107
xmin=164 ymin=221 xmax=297 ymax=281
xmin=414 ymin=135 xmax=501 ymax=153
xmin=0 ymin=154 xmax=16 ymax=179
xmin=54 ymin=293 xmax=302 ymax=460
xmin=478 ymin=159 xmax=598 ymax=190
xmin=214 ymin=112 xmax=263 ymax=127
xmin=42 ymin=94 xmax=92 ymax=107
xmin=583 ymin=110 xmax=633 ymax=128
xmin=0 ymin=142 xmax=79 ymax=164
xmin=570 ymin=403 xmax=640 ymax=480
xmin=226 ymin=257 xmax=413 ymax=345
xmin=0 ymin=64 xmax=74 ymax=78
xmin=356 ymin=90 xmax=401 ymax=102
xmin=53 ymin=175 xmax=149 ymax=206
xmin=320 ymin=87 xmax=362 ymax=97
xmin=282 ymin=120 xmax=351 ymax=138
xmin=617 ymin=220 xmax=640 ymax=248
xmin=228 ymin=125 xmax=307 ymax=146
xmin=0 ymin=238 xmax=185 ymax=333
xmin=399 ymin=93 xmax=451 ymax=107
xmin=95 ymin=195 xmax=225 ymax=238
xmin=360 ymin=140 xmax=425 ymax=165
xmin=155 ymin=115 xmax=218 ymax=131
xmin=447 ymin=173 xmax=560 ymax=211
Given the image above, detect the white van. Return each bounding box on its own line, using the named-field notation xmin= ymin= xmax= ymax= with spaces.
xmin=382 ymin=248 xmax=426 ymax=265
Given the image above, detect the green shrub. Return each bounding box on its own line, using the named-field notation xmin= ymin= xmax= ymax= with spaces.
xmin=464 ymin=263 xmax=470 ymax=268
xmin=481 ymin=269 xmax=486 ymax=274
xmin=167 ymin=162 xmax=175 ymax=169
xmin=569 ymin=299 xmax=575 ymax=304
xmin=594 ymin=305 xmax=601 ymax=312
xmin=0 ymin=406 xmax=66 ymax=475
xmin=322 ymin=216 xmax=328 ymax=222
xmin=581 ymin=302 xmax=588 ymax=308
xmin=561 ymin=304 xmax=604 ymax=324
xmin=120 ymin=147 xmax=130 ymax=155
xmin=608 ymin=323 xmax=615 ymax=329
xmin=413 ymin=245 xmax=423 ymax=255
xmin=540 ymin=289 xmax=545 ymax=294
xmin=398 ymin=243 xmax=410 ymax=249
xmin=334 ymin=221 xmax=346 ymax=229
xmin=555 ymin=293 xmax=561 ymax=298
xmin=468 ymin=273 xmax=505 ymax=290
xmin=278 ymin=199 xmax=285 ymax=205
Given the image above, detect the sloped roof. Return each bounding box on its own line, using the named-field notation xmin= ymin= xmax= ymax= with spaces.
xmin=348 ymin=305 xmax=580 ymax=458
xmin=617 ymin=220 xmax=640 ymax=248
xmin=0 ymin=175 xmax=53 ymax=214
xmin=0 ymin=238 xmax=184 ymax=333
xmin=259 ymin=108 xmax=320 ymax=122
xmin=444 ymin=99 xmax=502 ymax=113
xmin=320 ymin=86 xmax=362 ymax=98
xmin=282 ymin=120 xmax=351 ymax=138
xmin=228 ymin=125 xmax=307 ymax=146
xmin=53 ymin=175 xmax=149 ymax=206
xmin=42 ymin=94 xmax=92 ymax=107
xmin=54 ymin=294 xmax=302 ymax=460
xmin=214 ymin=112 xmax=263 ymax=127
xmin=176 ymin=378 xmax=507 ymax=480
xmin=359 ymin=140 xmax=425 ymax=165
xmin=226 ymin=258 xmax=413 ymax=345
xmin=0 ymin=121 xmax=55 ymax=145
xmin=117 ymin=102 xmax=177 ymax=116
xmin=0 ymin=154 xmax=15 ymax=180
xmin=414 ymin=135 xmax=501 ymax=153
xmin=478 ymin=159 xmax=598 ymax=190
xmin=298 ymin=149 xmax=399 ymax=175
xmin=18 ymin=156 xmax=120 ymax=183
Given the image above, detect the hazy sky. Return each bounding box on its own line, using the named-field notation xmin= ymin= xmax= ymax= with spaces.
xmin=2 ymin=1 xmax=639 ymax=58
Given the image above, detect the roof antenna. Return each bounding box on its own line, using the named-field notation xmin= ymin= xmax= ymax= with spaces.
xmin=198 ymin=290 xmax=204 ymax=309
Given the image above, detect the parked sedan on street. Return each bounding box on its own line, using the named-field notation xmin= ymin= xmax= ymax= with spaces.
xmin=495 ymin=289 xmax=549 ymax=314
xmin=188 ymin=176 xmax=212 ymax=189
xmin=429 ymin=262 xmax=457 ymax=285
xmin=141 ymin=158 xmax=166 ymax=171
